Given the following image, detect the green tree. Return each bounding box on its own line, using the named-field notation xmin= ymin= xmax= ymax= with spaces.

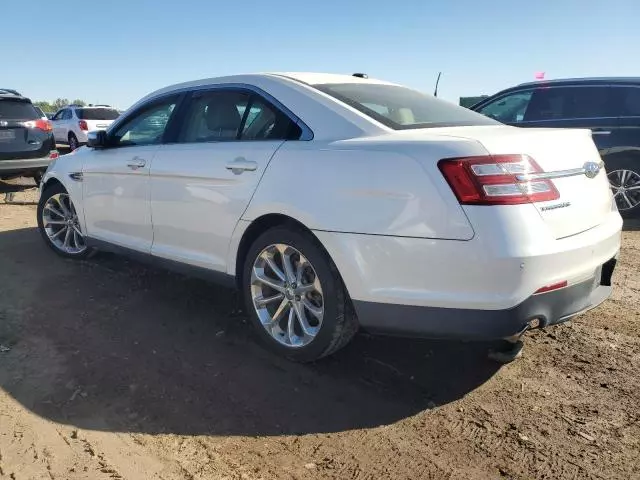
xmin=71 ymin=99 xmax=86 ymax=106
xmin=33 ymin=101 xmax=54 ymax=112
xmin=53 ymin=98 xmax=70 ymax=110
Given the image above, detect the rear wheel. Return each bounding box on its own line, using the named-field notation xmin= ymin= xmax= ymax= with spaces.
xmin=68 ymin=133 xmax=79 ymax=151
xmin=242 ymin=227 xmax=358 ymax=362
xmin=37 ymin=183 xmax=89 ymax=258
xmin=607 ymin=159 xmax=640 ymax=218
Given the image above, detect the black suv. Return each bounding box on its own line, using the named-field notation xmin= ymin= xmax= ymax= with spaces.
xmin=471 ymin=78 xmax=640 ymax=217
xmin=0 ymin=89 xmax=57 ymax=184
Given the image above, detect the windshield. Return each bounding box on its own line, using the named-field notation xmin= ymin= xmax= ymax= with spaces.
xmin=313 ymin=83 xmax=498 ymax=130
xmin=77 ymin=108 xmax=120 ymax=120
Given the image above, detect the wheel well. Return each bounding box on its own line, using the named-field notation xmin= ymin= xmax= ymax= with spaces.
xmin=41 ymin=177 xmax=64 ymax=193
xmin=234 ymin=214 xmax=314 ymax=288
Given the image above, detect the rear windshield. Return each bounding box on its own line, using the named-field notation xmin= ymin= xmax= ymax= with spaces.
xmin=0 ymin=100 xmax=39 ymax=120
xmin=313 ymin=83 xmax=498 ymax=130
xmin=77 ymin=108 xmax=120 ymax=120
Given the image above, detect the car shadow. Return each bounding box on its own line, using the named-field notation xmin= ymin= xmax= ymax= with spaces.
xmin=0 ymin=227 xmax=501 ymax=437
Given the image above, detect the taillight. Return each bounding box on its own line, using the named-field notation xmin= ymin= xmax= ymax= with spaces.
xmin=78 ymin=120 xmax=88 ymax=131
xmin=49 ymin=151 xmax=59 ymax=160
xmin=22 ymin=119 xmax=53 ymax=132
xmin=438 ymin=154 xmax=560 ymax=205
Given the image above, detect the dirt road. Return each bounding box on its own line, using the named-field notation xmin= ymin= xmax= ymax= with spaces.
xmin=0 ymin=180 xmax=638 ymax=479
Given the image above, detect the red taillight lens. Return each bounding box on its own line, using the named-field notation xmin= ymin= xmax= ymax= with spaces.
xmin=438 ymin=154 xmax=560 ymax=205
xmin=49 ymin=151 xmax=59 ymax=160
xmin=78 ymin=120 xmax=88 ymax=131
xmin=22 ymin=119 xmax=53 ymax=132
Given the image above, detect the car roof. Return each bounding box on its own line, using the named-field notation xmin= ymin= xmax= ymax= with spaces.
xmin=515 ymin=77 xmax=640 ymax=88
xmin=141 ymin=72 xmax=397 ymax=103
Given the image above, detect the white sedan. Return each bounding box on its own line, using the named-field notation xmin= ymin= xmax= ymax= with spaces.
xmin=37 ymin=73 xmax=622 ymax=361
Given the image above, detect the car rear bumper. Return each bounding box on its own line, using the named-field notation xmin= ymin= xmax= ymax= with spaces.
xmin=0 ymin=156 xmax=54 ymax=175
xmin=352 ymin=257 xmax=616 ymax=340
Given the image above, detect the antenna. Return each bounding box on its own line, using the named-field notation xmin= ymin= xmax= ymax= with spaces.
xmin=433 ymin=72 xmax=442 ymax=97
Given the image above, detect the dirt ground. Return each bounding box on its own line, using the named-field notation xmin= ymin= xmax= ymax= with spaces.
xmin=0 ymin=178 xmax=638 ymax=480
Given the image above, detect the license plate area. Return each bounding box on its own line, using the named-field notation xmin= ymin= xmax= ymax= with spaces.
xmin=0 ymin=130 xmax=16 ymax=141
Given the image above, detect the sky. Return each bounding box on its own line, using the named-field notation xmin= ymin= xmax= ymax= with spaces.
xmin=4 ymin=0 xmax=640 ymax=109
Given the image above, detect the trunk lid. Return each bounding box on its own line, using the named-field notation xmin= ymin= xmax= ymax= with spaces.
xmin=76 ymin=107 xmax=120 ymax=131
xmin=426 ymin=125 xmax=613 ymax=239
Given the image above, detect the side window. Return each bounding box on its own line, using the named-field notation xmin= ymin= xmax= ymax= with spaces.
xmin=617 ymin=87 xmax=640 ymax=117
xmin=51 ymin=110 xmax=63 ymax=121
xmin=240 ymin=96 xmax=301 ymax=141
xmin=180 ymin=91 xmax=249 ymax=142
xmin=477 ymin=91 xmax=533 ymax=123
xmin=179 ymin=89 xmax=302 ymax=143
xmin=111 ymin=98 xmax=177 ymax=147
xmin=524 ymin=87 xmax=613 ymax=121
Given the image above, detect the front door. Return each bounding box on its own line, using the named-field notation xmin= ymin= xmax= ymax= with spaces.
xmin=149 ymin=88 xmax=297 ymax=272
xmin=81 ymin=96 xmax=180 ymax=252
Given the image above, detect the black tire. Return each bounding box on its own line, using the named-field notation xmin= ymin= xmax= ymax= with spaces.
xmin=32 ymin=170 xmax=44 ymax=186
xmin=37 ymin=183 xmax=90 ymax=259
xmin=242 ymin=227 xmax=358 ymax=362
xmin=68 ymin=133 xmax=79 ymax=151
xmin=606 ymin=157 xmax=640 ymax=219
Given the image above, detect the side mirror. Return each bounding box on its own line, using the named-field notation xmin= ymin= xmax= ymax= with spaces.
xmin=87 ymin=130 xmax=108 ymax=148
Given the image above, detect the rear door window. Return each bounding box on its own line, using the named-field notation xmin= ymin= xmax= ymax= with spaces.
xmin=0 ymin=100 xmax=39 ymax=120
xmin=524 ymin=86 xmax=614 ymax=121
xmin=616 ymin=86 xmax=640 ymax=117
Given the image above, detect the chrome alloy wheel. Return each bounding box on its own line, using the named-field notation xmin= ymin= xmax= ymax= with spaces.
xmin=608 ymin=169 xmax=640 ymax=211
xmin=41 ymin=193 xmax=86 ymax=254
xmin=250 ymin=244 xmax=324 ymax=348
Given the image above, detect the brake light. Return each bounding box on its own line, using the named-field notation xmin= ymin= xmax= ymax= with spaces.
xmin=438 ymin=154 xmax=560 ymax=205
xmin=22 ymin=119 xmax=53 ymax=132
xmin=49 ymin=151 xmax=59 ymax=160
xmin=78 ymin=120 xmax=88 ymax=131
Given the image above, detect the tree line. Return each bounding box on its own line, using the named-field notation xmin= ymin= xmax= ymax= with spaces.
xmin=33 ymin=99 xmax=88 ymax=113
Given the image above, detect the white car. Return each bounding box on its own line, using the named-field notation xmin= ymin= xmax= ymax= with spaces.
xmin=36 ymin=73 xmax=622 ymax=362
xmin=50 ymin=105 xmax=119 ymax=150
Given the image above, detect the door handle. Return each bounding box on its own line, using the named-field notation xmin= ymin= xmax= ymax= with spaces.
xmin=126 ymin=156 xmax=146 ymax=169
xmin=225 ymin=158 xmax=258 ymax=174
xmin=591 ymin=130 xmax=611 ymax=135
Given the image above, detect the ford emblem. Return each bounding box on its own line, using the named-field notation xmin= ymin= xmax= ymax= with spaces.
xmin=583 ymin=162 xmax=601 ymax=179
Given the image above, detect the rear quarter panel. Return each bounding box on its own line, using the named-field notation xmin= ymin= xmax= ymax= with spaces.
xmin=243 ymin=138 xmax=484 ymax=240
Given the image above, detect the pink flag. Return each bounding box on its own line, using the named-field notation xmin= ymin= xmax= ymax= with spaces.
xmin=535 ymin=72 xmax=545 ymax=80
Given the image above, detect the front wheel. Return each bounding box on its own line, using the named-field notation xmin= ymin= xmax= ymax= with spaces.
xmin=37 ymin=183 xmax=89 ymax=258
xmin=242 ymin=227 xmax=358 ymax=362
xmin=68 ymin=133 xmax=79 ymax=151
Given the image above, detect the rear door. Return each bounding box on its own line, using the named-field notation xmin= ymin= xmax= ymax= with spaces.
xmin=475 ymin=85 xmax=619 ymax=152
xmin=149 ymin=88 xmax=300 ymax=271
xmin=519 ymin=85 xmax=619 ymax=152
xmin=0 ymin=98 xmax=50 ymax=160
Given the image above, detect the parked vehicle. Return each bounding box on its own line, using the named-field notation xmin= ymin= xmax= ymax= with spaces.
xmin=471 ymin=78 xmax=640 ymax=217
xmin=0 ymin=90 xmax=58 ymax=184
xmin=50 ymin=104 xmax=120 ymax=150
xmin=33 ymin=106 xmax=48 ymax=120
xmin=37 ymin=73 xmax=622 ymax=361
